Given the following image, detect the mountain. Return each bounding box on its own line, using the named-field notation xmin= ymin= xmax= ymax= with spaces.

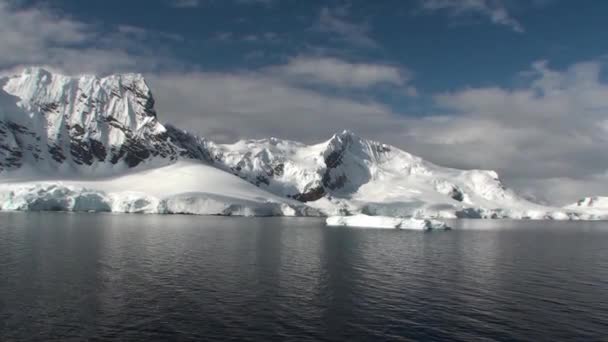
xmin=0 ymin=67 xmax=313 ymax=215
xmin=201 ymin=130 xmax=552 ymax=218
xmin=0 ymin=67 xmax=602 ymax=219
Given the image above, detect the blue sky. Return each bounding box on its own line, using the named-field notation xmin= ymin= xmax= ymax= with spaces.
xmin=28 ymin=0 xmax=608 ymax=92
xmin=2 ymin=0 xmax=608 ymax=202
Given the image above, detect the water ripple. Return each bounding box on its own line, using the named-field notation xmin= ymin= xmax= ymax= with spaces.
xmin=0 ymin=213 xmax=607 ymax=341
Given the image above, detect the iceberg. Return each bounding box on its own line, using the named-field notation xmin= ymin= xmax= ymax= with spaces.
xmin=326 ymin=214 xmax=450 ymax=230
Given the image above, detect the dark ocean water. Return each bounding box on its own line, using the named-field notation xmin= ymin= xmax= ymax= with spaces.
xmin=0 ymin=212 xmax=606 ymax=341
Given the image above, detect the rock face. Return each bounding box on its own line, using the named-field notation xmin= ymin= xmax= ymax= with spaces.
xmin=0 ymin=67 xmax=197 ymax=174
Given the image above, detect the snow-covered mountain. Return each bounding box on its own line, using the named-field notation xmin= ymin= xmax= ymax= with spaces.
xmin=563 ymin=197 xmax=608 ymax=218
xmin=0 ymin=67 xmax=603 ymax=219
xmin=566 ymin=197 xmax=608 ymax=210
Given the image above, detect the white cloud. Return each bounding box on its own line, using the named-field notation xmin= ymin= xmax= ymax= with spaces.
xmin=0 ymin=1 xmax=179 ymax=74
xmin=420 ymin=0 xmax=524 ymax=33
xmin=148 ymin=70 xmax=405 ymax=143
xmin=0 ymin=1 xmax=89 ymax=67
xmin=268 ymin=56 xmax=410 ymax=89
xmin=397 ymin=59 xmax=608 ymax=203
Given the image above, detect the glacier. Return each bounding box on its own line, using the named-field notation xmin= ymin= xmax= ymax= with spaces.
xmin=0 ymin=66 xmax=606 ymax=220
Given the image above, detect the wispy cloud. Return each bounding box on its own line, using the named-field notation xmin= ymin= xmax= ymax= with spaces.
xmin=314 ymin=6 xmax=377 ymax=48
xmin=168 ymin=0 xmax=201 ymax=8
xmin=168 ymin=0 xmax=274 ymax=8
xmin=269 ymin=56 xmax=411 ymax=89
xmin=213 ymin=31 xmax=281 ymax=43
xmin=235 ymin=0 xmax=275 ymax=5
xmin=420 ymin=0 xmax=524 ymax=33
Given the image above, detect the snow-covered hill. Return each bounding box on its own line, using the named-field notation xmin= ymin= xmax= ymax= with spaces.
xmin=0 ymin=67 xmax=604 ymax=219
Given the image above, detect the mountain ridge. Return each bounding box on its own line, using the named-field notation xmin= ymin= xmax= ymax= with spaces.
xmin=0 ymin=67 xmax=603 ymax=219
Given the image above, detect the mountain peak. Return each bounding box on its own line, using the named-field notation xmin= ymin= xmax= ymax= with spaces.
xmin=17 ymin=66 xmax=147 ymax=83
xmin=7 ymin=67 xmax=151 ymax=103
xmin=3 ymin=66 xmax=156 ymax=119
xmin=332 ymin=129 xmax=359 ymax=140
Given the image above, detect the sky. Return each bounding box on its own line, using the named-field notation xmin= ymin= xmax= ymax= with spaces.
xmin=1 ymin=0 xmax=608 ymax=204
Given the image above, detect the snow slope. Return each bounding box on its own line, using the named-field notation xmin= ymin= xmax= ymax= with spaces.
xmin=0 ymin=161 xmax=319 ymax=216
xmin=0 ymin=67 xmax=605 ymax=219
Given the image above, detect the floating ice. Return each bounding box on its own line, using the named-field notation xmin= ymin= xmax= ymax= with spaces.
xmin=326 ymin=214 xmax=450 ymax=230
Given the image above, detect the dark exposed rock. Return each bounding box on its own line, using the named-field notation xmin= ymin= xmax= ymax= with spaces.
xmin=40 ymin=102 xmax=59 ymax=113
xmin=321 ymin=142 xmax=349 ymax=191
xmin=455 ymin=208 xmax=483 ymax=219
xmin=90 ymin=139 xmax=107 ymax=162
xmin=123 ymin=140 xmax=151 ymax=168
xmin=70 ymin=139 xmax=93 ymax=165
xmin=291 ymin=186 xmax=326 ymax=202
xmin=105 ymin=116 xmax=124 ymax=130
xmin=7 ymin=121 xmax=34 ymax=136
xmin=324 ymin=150 xmax=344 ymax=169
xmin=273 ymin=163 xmax=284 ymax=177
xmin=110 ymin=146 xmax=123 ymax=164
xmin=376 ymin=144 xmax=390 ymax=153
xmin=323 ymin=172 xmax=347 ymax=191
xmin=449 ymin=187 xmax=464 ymax=202
xmin=165 ymin=125 xmax=213 ymax=162
xmin=255 ymin=175 xmax=270 ymax=186
xmin=48 ymin=144 xmax=66 ymax=163
xmin=142 ymin=94 xmax=157 ymax=117
xmin=69 ymin=124 xmax=85 ymax=137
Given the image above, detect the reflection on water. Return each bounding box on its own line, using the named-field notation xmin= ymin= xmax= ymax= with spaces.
xmin=0 ymin=212 xmax=607 ymax=341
